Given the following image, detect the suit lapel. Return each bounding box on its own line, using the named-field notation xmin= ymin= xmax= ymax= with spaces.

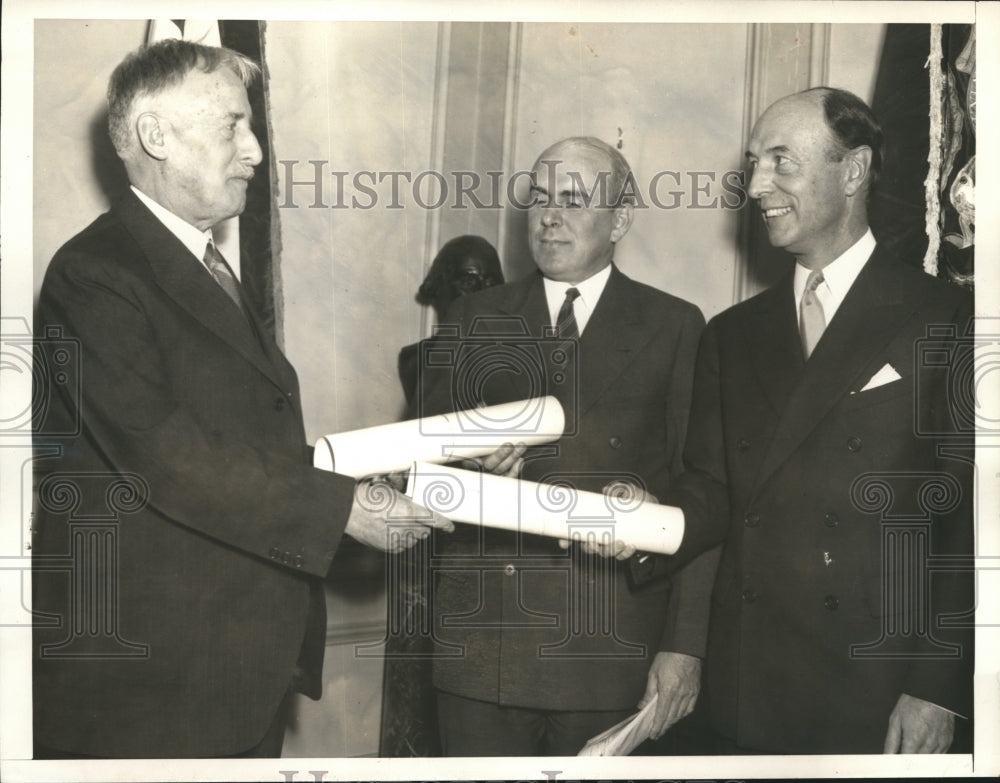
xmin=575 ymin=266 xmax=648 ymax=416
xmin=116 ymin=192 xmax=287 ymax=391
xmin=753 ymin=247 xmax=917 ymax=491
xmin=492 ymin=267 xmax=647 ymax=418
xmin=474 ymin=273 xmax=551 ymax=404
xmin=496 ymin=271 xmax=550 ymax=332
xmin=744 ymin=274 xmax=804 ymax=418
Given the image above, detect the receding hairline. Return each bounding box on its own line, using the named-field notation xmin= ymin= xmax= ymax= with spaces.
xmin=748 ymin=92 xmax=834 ymax=150
xmin=531 ymin=137 xmax=617 ymax=172
xmin=759 ymin=91 xmax=826 ymax=127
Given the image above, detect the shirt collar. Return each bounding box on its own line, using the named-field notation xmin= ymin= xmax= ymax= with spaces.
xmin=793 ymin=228 xmax=876 ymax=317
xmin=542 ymin=262 xmax=613 ymax=335
xmin=131 ymin=185 xmax=213 ymax=263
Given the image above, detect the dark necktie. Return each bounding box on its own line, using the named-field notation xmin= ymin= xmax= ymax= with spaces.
xmin=799 ymin=269 xmax=827 ymax=359
xmin=556 ymin=287 xmax=581 ymax=339
xmin=204 ymin=241 xmax=245 ymax=314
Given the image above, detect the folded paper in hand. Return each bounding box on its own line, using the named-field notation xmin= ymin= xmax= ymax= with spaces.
xmin=859 ymin=362 xmax=902 ymax=392
xmin=578 ymin=694 xmax=658 ymax=756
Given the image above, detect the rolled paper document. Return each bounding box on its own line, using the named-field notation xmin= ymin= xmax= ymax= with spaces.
xmin=405 ymin=461 xmax=684 ymax=555
xmin=313 ymin=396 xmax=564 ymax=478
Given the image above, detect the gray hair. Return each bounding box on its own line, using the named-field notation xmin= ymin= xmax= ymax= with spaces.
xmin=107 ymin=38 xmax=259 ymax=155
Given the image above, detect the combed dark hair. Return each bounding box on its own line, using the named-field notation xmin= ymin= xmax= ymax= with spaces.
xmin=107 ymin=39 xmax=260 ymax=155
xmin=417 ymin=235 xmax=503 ymax=313
xmin=805 ymin=86 xmax=884 ymax=190
xmin=534 ymin=136 xmax=636 ymax=207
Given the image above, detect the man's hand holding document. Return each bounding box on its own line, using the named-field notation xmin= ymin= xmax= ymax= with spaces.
xmin=312 ymin=397 xmax=685 ymax=556
xmin=405 ymin=461 xmax=684 ymax=555
xmin=577 ymin=694 xmax=659 ymax=756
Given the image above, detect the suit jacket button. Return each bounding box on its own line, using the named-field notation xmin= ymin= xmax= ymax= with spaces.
xmin=824 ymin=512 xmax=839 ymax=527
xmin=609 ymin=436 xmax=622 ymax=449
xmin=744 ymin=512 xmax=760 ymax=527
xmin=736 ymin=438 xmax=750 ymax=451
xmin=824 ymin=594 xmax=839 ymax=611
xmin=741 ymin=589 xmax=757 ymax=603
xmin=846 ymin=436 xmax=862 ymax=452
xmin=504 ymin=564 xmax=516 ymax=576
xmin=293 ymin=554 xmax=305 ymax=568
xmin=274 ymin=397 xmax=286 ymax=411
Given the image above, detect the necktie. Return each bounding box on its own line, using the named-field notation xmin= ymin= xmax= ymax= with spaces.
xmin=204 ymin=241 xmax=245 ymax=313
xmin=799 ymin=269 xmax=827 ymax=359
xmin=556 ymin=287 xmax=581 ymax=339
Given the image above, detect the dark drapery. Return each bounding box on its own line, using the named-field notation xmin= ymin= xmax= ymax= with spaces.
xmin=870 ymin=23 xmax=975 ymax=288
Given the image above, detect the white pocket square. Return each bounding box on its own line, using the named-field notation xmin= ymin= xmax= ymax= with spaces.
xmin=858 ymin=363 xmax=902 ymax=392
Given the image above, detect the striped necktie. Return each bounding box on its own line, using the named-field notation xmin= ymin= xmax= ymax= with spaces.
xmin=556 ymin=287 xmax=581 ymax=339
xmin=204 ymin=241 xmax=245 ymax=313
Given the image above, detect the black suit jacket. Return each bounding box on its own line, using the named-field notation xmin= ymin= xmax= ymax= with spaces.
xmin=419 ymin=265 xmax=721 ymax=711
xmin=32 ymin=191 xmax=356 ymax=757
xmin=666 ymin=245 xmax=975 ymax=753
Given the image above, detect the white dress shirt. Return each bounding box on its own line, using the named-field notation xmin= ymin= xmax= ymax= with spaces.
xmin=542 ymin=263 xmax=613 ymax=336
xmin=131 ymin=185 xmax=238 ymax=277
xmin=793 ymin=228 xmax=876 ymax=328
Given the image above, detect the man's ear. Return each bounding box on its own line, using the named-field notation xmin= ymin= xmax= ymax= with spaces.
xmin=610 ymin=203 xmax=635 ymax=243
xmin=135 ymin=113 xmax=168 ymax=161
xmin=844 ymin=145 xmax=873 ymax=198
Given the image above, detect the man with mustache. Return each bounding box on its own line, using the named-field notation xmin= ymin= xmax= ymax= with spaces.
xmin=32 ymin=39 xmax=450 ymax=759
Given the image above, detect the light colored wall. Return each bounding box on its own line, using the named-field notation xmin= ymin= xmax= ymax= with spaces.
xmin=267 ymin=21 xmax=441 ymax=440
xmin=828 ymin=24 xmax=886 ymax=103
xmin=33 ymin=19 xmax=146 ymax=299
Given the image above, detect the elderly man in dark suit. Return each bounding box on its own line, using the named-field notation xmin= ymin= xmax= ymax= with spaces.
xmin=418 ymin=136 xmax=720 ymax=756
xmin=32 ymin=39 xmax=450 ymax=759
xmin=662 ymin=88 xmax=974 ymax=754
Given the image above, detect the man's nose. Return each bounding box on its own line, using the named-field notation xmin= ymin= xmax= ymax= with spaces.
xmin=540 ymin=207 xmax=562 ymax=227
xmin=746 ymin=166 xmax=768 ymax=201
xmin=240 ymin=127 xmax=263 ymax=167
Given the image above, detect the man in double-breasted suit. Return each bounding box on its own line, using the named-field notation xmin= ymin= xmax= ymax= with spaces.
xmin=663 ymin=88 xmax=974 ymax=754
xmin=32 ymin=39 xmax=448 ymax=759
xmin=419 ymin=137 xmax=721 ymax=756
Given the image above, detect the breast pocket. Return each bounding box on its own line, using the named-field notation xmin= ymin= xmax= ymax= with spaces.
xmin=843 ymin=376 xmax=912 ymax=412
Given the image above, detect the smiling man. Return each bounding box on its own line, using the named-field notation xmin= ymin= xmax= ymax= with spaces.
xmin=660 ymin=88 xmax=975 ymax=754
xmin=419 ymin=137 xmax=720 ymax=756
xmin=32 ymin=39 xmax=450 ymax=759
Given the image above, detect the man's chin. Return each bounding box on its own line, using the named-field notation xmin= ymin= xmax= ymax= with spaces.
xmin=220 ymin=194 xmax=249 ymax=221
xmin=533 ymin=245 xmax=571 ymax=267
xmin=762 ymin=227 xmax=795 ymax=251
